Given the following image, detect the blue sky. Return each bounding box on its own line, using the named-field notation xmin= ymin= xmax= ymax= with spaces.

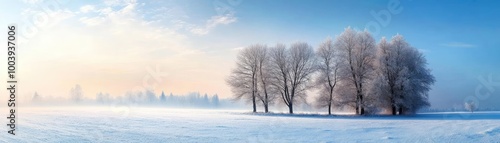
xmin=1 ymin=0 xmax=499 ymax=109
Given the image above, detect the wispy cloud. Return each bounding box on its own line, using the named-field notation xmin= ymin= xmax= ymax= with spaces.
xmin=189 ymin=14 xmax=238 ymax=35
xmin=103 ymin=0 xmax=137 ymax=6
xmin=21 ymin=0 xmax=43 ymax=4
xmin=142 ymin=6 xmax=237 ymax=36
xmin=231 ymin=46 xmax=245 ymax=52
xmin=441 ymin=42 xmax=477 ymax=48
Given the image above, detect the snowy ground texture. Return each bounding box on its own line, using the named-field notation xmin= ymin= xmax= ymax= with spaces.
xmin=1 ymin=107 xmax=500 ymax=143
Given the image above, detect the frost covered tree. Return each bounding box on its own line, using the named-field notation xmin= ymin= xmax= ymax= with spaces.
xmin=203 ymin=93 xmax=210 ymax=106
xmin=168 ymin=93 xmax=174 ymax=102
xmin=96 ymin=92 xmax=111 ymax=103
xmin=227 ymin=27 xmax=434 ymax=115
xmin=70 ymin=84 xmax=83 ymax=102
xmin=145 ymin=89 xmax=157 ymax=103
xmin=269 ymin=42 xmax=316 ymax=114
xmin=211 ymin=94 xmax=220 ymax=107
xmin=375 ymin=34 xmax=435 ymax=115
xmin=335 ymin=27 xmax=376 ymax=115
xmin=392 ymin=35 xmax=434 ymax=114
xmin=227 ymin=45 xmax=263 ymax=112
xmin=160 ymin=91 xmax=166 ymax=102
xmin=96 ymin=92 xmax=103 ymax=102
xmin=32 ymin=92 xmax=41 ymax=102
xmin=401 ymin=49 xmax=434 ymax=114
xmin=375 ymin=36 xmax=406 ymax=115
xmin=465 ymin=101 xmax=476 ymax=113
xmin=314 ymin=37 xmax=341 ymax=115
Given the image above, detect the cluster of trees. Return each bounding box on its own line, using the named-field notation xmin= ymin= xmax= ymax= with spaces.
xmin=227 ymin=27 xmax=435 ymax=115
xmin=227 ymin=42 xmax=316 ymax=114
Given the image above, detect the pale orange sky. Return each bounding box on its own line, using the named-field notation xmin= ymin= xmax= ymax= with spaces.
xmin=1 ymin=0 xmax=242 ymax=100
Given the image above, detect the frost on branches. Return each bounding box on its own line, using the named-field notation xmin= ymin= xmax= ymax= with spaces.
xmin=228 ymin=27 xmax=435 ymax=115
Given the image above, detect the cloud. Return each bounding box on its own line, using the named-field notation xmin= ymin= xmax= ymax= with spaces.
xmin=208 ymin=14 xmax=238 ymax=26
xmin=104 ymin=0 xmax=137 ymax=6
xmin=21 ymin=0 xmax=43 ymax=4
xmin=134 ymin=3 xmax=237 ymax=36
xmin=189 ymin=14 xmax=238 ymax=35
xmin=441 ymin=42 xmax=477 ymax=48
xmin=80 ymin=5 xmax=95 ymax=13
xmin=17 ymin=0 xmax=237 ymax=100
xmin=99 ymin=7 xmax=113 ymax=15
xmin=19 ymin=7 xmax=75 ymax=35
xmin=231 ymin=46 xmax=245 ymax=52
xmin=79 ymin=16 xmax=105 ymax=26
xmin=149 ymin=6 xmax=190 ymax=22
xmin=78 ymin=3 xmax=137 ymax=26
xmin=21 ymin=0 xmax=213 ymax=98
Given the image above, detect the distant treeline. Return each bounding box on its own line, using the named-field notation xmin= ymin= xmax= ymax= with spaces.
xmin=31 ymin=87 xmax=240 ymax=108
xmin=95 ymin=91 xmax=221 ymax=108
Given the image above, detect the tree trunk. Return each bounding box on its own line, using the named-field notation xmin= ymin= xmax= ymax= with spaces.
xmin=252 ymin=94 xmax=256 ymax=113
xmin=328 ymin=104 xmax=332 ymax=115
xmin=264 ymin=104 xmax=268 ymax=113
xmin=289 ymin=102 xmax=293 ymax=114
xmin=355 ymin=95 xmax=360 ymax=115
xmin=359 ymin=95 xmax=364 ymax=115
xmin=398 ymin=107 xmax=403 ymax=115
xmin=355 ymin=106 xmax=359 ymax=115
xmin=252 ymin=73 xmax=257 ymax=113
xmin=264 ymin=90 xmax=268 ymax=113
xmin=392 ymin=105 xmax=397 ymax=115
xmin=328 ymin=87 xmax=333 ymax=115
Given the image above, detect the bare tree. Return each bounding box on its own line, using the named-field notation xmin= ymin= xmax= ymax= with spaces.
xmin=254 ymin=45 xmax=275 ymax=113
xmin=227 ymin=45 xmax=261 ymax=112
xmin=465 ymin=101 xmax=476 ymax=113
xmin=315 ymin=38 xmax=341 ymax=115
xmin=336 ymin=27 xmax=376 ymax=115
xmin=269 ymin=42 xmax=316 ymax=114
xmin=269 ymin=44 xmax=290 ymax=113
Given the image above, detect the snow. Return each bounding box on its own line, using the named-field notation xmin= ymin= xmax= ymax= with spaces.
xmin=1 ymin=107 xmax=499 ymax=142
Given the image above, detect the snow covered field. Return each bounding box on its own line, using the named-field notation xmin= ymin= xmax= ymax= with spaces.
xmin=2 ymin=107 xmax=500 ymax=142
